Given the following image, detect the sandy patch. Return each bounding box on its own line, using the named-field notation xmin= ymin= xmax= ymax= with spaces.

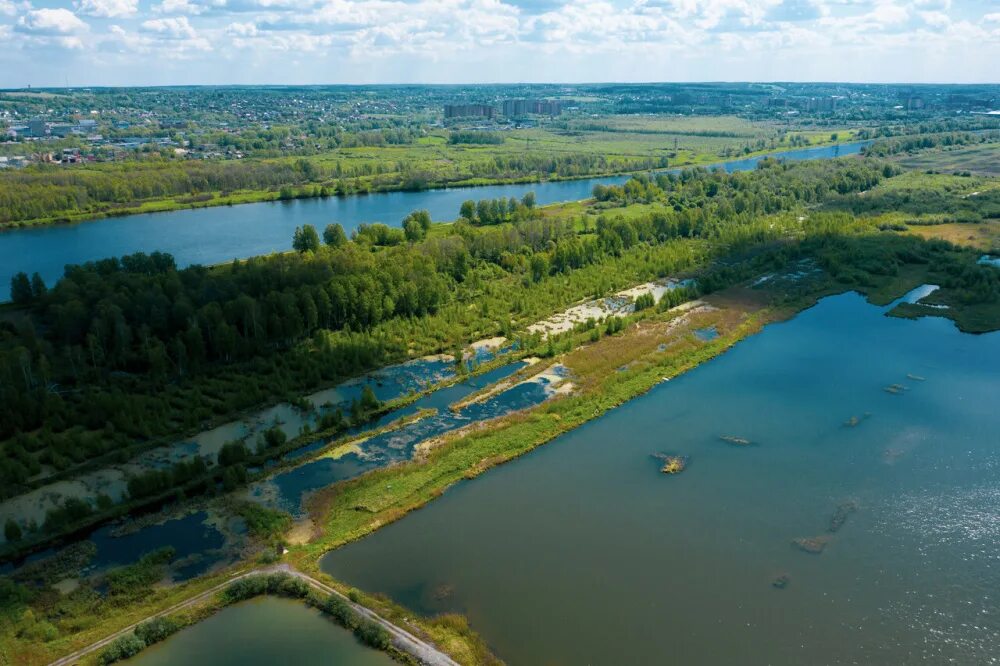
xmin=527 ymin=278 xmax=690 ymax=337
xmin=286 ymin=519 xmax=316 ymax=546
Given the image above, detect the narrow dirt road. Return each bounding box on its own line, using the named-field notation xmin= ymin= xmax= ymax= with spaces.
xmin=47 ymin=564 xmax=460 ymax=666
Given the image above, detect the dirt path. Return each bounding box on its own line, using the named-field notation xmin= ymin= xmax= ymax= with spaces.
xmin=47 ymin=564 xmax=460 ymax=666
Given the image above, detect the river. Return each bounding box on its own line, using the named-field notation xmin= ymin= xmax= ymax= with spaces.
xmin=0 ymin=141 xmax=869 ymax=296
xmin=322 ymin=292 xmax=1000 ymax=665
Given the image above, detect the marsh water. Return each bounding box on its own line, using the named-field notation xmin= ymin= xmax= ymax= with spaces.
xmin=0 ymin=141 xmax=869 ymax=294
xmin=323 ymin=292 xmax=1000 ymax=665
xmin=121 ymin=597 xmax=394 ymax=666
xmin=252 ymin=360 xmax=555 ymax=514
xmin=3 ymin=353 xmax=552 ymax=581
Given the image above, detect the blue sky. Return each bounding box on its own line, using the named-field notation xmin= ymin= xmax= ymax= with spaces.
xmin=1 ymin=0 xmax=998 ymax=86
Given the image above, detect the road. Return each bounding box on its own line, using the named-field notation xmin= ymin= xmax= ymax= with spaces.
xmin=47 ymin=564 xmax=461 ymax=666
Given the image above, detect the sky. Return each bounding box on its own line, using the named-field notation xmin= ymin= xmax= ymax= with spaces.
xmin=0 ymin=0 xmax=998 ymax=87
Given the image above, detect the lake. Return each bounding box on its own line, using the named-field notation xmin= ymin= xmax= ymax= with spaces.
xmin=121 ymin=596 xmax=394 ymax=666
xmin=322 ymin=292 xmax=1000 ymax=665
xmin=0 ymin=141 xmax=869 ymax=297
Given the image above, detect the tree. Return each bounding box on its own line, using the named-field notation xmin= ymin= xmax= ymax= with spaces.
xmin=530 ymin=254 xmax=549 ymax=282
xmin=292 ymin=224 xmax=320 ymax=253
xmin=30 ymin=273 xmax=47 ymax=300
xmin=323 ymin=223 xmax=347 ymax=247
xmin=4 ymin=518 xmax=22 ymax=542
xmin=459 ymin=200 xmax=476 ymax=221
xmin=522 ymin=191 xmax=536 ymax=209
xmin=10 ymin=272 xmax=32 ymax=305
xmin=403 ymin=218 xmax=424 ymax=242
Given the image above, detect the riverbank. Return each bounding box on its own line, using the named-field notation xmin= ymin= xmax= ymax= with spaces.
xmin=0 ymin=136 xmax=861 ymax=232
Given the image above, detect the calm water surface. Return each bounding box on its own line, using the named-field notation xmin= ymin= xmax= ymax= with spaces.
xmin=323 ymin=293 xmax=1000 ymax=665
xmin=0 ymin=142 xmax=868 ymax=295
xmin=122 ymin=596 xmax=394 ymax=666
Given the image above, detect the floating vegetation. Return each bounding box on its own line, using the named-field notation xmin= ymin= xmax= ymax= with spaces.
xmin=719 ymin=435 xmax=753 ymax=447
xmin=652 ymin=453 xmax=687 ymax=474
xmin=906 ymin=373 xmax=926 ymax=382
xmin=792 ymin=535 xmax=831 ymax=554
xmin=843 ymin=413 xmax=872 ymax=427
xmin=432 ymin=583 xmax=455 ymax=601
xmin=883 ymin=383 xmax=908 ymax=395
xmin=771 ymin=573 xmax=791 ymax=589
xmin=661 ymin=457 xmax=687 ymax=474
xmin=828 ymin=501 xmax=859 ymax=533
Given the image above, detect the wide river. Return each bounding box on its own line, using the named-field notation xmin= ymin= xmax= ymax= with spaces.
xmin=322 ymin=292 xmax=1000 ymax=665
xmin=0 ymin=141 xmax=868 ymax=295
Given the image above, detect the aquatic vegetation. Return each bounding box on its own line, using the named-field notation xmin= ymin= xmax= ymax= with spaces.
xmin=883 ymin=383 xmax=908 ymax=395
xmin=792 ymin=535 xmax=831 ymax=554
xmin=828 ymin=501 xmax=859 ymax=533
xmin=433 ymin=583 xmax=456 ymax=600
xmin=652 ymin=453 xmax=687 ymax=475
xmin=843 ymin=413 xmax=872 ymax=427
xmin=719 ymin=435 xmax=753 ymax=447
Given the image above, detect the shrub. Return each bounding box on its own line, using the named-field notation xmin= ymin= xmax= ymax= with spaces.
xmin=354 ymin=619 xmax=392 ymax=649
xmin=322 ymin=594 xmax=359 ymax=629
xmin=134 ymin=616 xmax=180 ymax=645
xmin=99 ymin=634 xmax=146 ymax=665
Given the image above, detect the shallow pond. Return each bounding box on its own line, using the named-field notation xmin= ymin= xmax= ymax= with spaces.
xmin=323 ymin=292 xmax=1000 ymax=665
xmin=251 ymin=360 xmax=555 ymax=514
xmin=121 ymin=596 xmax=395 ymax=666
xmin=0 ymin=348 xmax=502 ymax=544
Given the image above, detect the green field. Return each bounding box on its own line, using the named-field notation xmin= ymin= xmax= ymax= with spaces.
xmin=895 ymin=141 xmax=1000 ymax=176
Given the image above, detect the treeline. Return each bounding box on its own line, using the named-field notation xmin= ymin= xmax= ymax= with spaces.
xmin=0 ymin=159 xmax=321 ymax=224
xmin=449 ymin=131 xmax=505 ymax=145
xmin=0 ymin=149 xmax=666 ymax=225
xmin=593 ymin=157 xmax=894 ymax=213
xmin=458 ymin=191 xmax=537 ymax=225
xmin=862 ymin=131 xmax=999 ymax=157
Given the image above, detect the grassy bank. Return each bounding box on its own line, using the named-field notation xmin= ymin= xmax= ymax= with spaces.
xmin=0 ymin=130 xmax=860 ymax=230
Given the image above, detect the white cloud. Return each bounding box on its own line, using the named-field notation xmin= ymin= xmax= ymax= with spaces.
xmin=75 ymin=0 xmax=138 ymax=18
xmin=17 ymin=8 xmax=89 ymax=34
xmin=153 ymin=0 xmax=226 ymax=14
xmin=0 ymin=0 xmax=21 ymax=17
xmin=983 ymin=13 xmax=1000 ymax=24
xmin=226 ymin=21 xmax=258 ymax=36
xmin=141 ymin=15 xmax=198 ymax=38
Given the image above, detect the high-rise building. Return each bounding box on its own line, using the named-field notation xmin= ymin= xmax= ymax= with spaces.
xmin=444 ymin=104 xmax=496 ymax=119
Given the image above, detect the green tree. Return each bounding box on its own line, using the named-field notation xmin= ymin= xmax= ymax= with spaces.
xmin=292 ymin=224 xmax=320 ymax=252
xmin=10 ymin=272 xmax=32 ymax=305
xmin=522 ymin=191 xmax=536 ymax=209
xmin=403 ymin=217 xmax=424 ymax=242
xmin=459 ymin=200 xmax=476 ymax=221
xmin=30 ymin=273 xmax=47 ymax=300
xmin=4 ymin=518 xmax=22 ymax=542
xmin=323 ymin=223 xmax=347 ymax=247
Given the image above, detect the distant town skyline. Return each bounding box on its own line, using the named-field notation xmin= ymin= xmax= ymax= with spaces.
xmin=1 ymin=0 xmax=998 ymax=87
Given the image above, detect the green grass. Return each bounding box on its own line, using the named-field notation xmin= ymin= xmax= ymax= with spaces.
xmin=895 ymin=142 xmax=1000 ymax=176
